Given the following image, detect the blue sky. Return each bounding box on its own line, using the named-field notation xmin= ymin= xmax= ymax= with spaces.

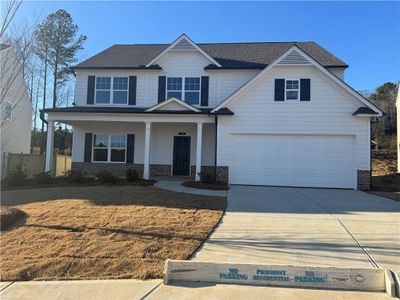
xmin=17 ymin=1 xmax=400 ymax=91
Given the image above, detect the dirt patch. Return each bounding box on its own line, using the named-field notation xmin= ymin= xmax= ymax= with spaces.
xmin=182 ymin=181 xmax=229 ymax=191
xmin=0 ymin=186 xmax=226 ymax=281
xmin=371 ymin=156 xmax=400 ymax=202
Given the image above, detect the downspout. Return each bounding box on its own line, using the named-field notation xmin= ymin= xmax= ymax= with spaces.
xmin=214 ymin=115 xmax=218 ymax=183
xmin=370 ymin=119 xmax=373 ymax=190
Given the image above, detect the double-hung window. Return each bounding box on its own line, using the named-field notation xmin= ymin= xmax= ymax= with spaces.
xmin=95 ymin=77 xmax=128 ymax=104
xmin=93 ymin=134 xmax=126 ymax=163
xmin=184 ymin=77 xmax=200 ymax=105
xmin=166 ymin=77 xmax=201 ymax=105
xmin=167 ymin=77 xmax=183 ymax=99
xmin=285 ymin=80 xmax=299 ymax=100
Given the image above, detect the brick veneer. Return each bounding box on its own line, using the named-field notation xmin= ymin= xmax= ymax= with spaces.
xmin=190 ymin=165 xmax=229 ymax=183
xmin=357 ymin=170 xmax=371 ymax=190
xmin=150 ymin=164 xmax=171 ymax=177
xmin=72 ymin=162 xmax=143 ymax=177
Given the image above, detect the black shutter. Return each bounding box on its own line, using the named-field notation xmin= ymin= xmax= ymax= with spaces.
xmin=300 ymin=79 xmax=311 ymax=101
xmin=87 ymin=76 xmax=95 ymax=104
xmin=84 ymin=133 xmax=93 ymax=162
xmin=126 ymin=134 xmax=135 ymax=164
xmin=158 ymin=76 xmax=166 ymax=103
xmin=128 ymin=76 xmax=137 ymax=105
xmin=274 ymin=79 xmax=285 ymax=101
xmin=201 ymin=76 xmax=209 ymax=106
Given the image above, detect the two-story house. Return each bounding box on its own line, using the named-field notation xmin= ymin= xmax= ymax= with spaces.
xmin=1 ymin=44 xmax=33 ymax=178
xmin=42 ymin=34 xmax=382 ymax=190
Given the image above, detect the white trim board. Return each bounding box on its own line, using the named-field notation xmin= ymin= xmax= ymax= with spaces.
xmin=145 ymin=97 xmax=201 ymax=112
xmin=211 ymin=45 xmax=382 ymax=116
xmin=146 ymin=34 xmax=222 ymax=68
xmin=164 ymin=260 xmax=391 ymax=294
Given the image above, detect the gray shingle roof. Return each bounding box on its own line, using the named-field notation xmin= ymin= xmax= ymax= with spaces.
xmin=73 ymin=41 xmax=348 ymax=70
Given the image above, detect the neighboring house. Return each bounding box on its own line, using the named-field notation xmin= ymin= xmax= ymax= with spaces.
xmin=0 ymin=44 xmax=33 ymax=177
xmin=43 ymin=34 xmax=382 ymax=190
xmin=397 ymin=83 xmax=400 ymax=172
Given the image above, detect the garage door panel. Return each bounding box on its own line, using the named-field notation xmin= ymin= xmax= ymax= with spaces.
xmin=229 ymin=134 xmax=355 ymax=189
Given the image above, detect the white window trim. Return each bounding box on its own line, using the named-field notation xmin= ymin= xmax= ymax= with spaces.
xmin=284 ymin=79 xmax=301 ymax=101
xmin=95 ymin=77 xmax=130 ymax=105
xmin=166 ymin=77 xmax=201 ymax=106
xmin=92 ymin=134 xmax=127 ymax=163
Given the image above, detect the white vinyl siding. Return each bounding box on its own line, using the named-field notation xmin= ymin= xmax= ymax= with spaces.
xmin=218 ymin=65 xmax=371 ymax=177
xmin=72 ymin=122 xmax=215 ymax=166
xmin=73 ymin=51 xmax=259 ymax=108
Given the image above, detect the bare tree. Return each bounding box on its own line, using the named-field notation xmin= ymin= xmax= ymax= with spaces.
xmin=0 ymin=0 xmax=22 ymax=40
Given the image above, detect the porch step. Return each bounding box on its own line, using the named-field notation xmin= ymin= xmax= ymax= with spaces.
xmin=163 ymin=260 xmax=397 ymax=297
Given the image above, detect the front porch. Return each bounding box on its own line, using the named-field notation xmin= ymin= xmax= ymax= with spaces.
xmin=43 ymin=110 xmax=228 ymax=183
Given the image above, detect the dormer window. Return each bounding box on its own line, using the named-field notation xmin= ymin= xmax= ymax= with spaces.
xmin=166 ymin=77 xmax=200 ymax=105
xmin=95 ymin=77 xmax=128 ymax=104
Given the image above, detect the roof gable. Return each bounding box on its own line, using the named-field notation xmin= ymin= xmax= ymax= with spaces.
xmin=145 ymin=97 xmax=201 ymax=112
xmin=145 ymin=34 xmax=222 ymax=68
xmin=211 ymin=45 xmax=382 ymax=116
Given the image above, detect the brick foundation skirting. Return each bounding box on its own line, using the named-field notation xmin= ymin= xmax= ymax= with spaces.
xmin=150 ymin=164 xmax=171 ymax=177
xmin=190 ymin=165 xmax=229 ymax=183
xmin=72 ymin=162 xmax=143 ymax=177
xmin=72 ymin=162 xmax=229 ymax=182
xmin=357 ymin=170 xmax=371 ymax=190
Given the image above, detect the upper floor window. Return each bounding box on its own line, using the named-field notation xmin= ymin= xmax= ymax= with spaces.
xmin=166 ymin=77 xmax=200 ymax=105
xmin=95 ymin=77 xmax=128 ymax=104
xmin=285 ymin=80 xmax=299 ymax=100
xmin=2 ymin=102 xmax=12 ymax=121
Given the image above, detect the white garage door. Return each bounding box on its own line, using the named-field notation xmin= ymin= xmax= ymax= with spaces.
xmin=229 ymin=134 xmax=356 ymax=189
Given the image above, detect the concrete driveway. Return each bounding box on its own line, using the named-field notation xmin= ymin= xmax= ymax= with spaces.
xmin=194 ymin=186 xmax=400 ymax=271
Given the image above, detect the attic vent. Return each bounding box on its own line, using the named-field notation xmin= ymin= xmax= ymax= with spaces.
xmin=171 ymin=39 xmax=196 ymax=51
xmin=278 ymin=49 xmax=311 ymax=65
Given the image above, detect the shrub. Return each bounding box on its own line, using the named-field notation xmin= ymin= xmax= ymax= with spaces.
xmin=125 ymin=168 xmax=140 ymax=181
xmin=198 ymin=170 xmax=215 ymax=184
xmin=1 ymin=207 xmax=27 ymax=231
xmin=95 ymin=170 xmax=117 ymax=184
xmin=4 ymin=168 xmax=27 ymax=186
xmin=65 ymin=170 xmax=85 ymax=183
xmin=35 ymin=172 xmax=52 ymax=185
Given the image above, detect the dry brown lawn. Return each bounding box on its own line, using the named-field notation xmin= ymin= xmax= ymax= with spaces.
xmin=0 ymin=186 xmax=226 ymax=281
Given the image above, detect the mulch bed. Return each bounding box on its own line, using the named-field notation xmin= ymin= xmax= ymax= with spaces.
xmin=1 ymin=178 xmax=157 ymax=192
xmin=182 ymin=181 xmax=229 ymax=191
xmin=0 ymin=207 xmax=27 ymax=231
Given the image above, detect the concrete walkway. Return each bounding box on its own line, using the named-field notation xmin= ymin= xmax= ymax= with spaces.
xmin=0 ymin=279 xmax=161 ymax=300
xmin=154 ymin=179 xmax=227 ymax=197
xmin=193 ymin=186 xmax=400 ymax=270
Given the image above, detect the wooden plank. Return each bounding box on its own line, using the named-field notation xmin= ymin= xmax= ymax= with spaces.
xmin=164 ymin=260 xmax=385 ymax=292
xmin=384 ymin=270 xmax=396 ymax=297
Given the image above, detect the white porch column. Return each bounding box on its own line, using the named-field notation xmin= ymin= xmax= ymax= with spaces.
xmin=195 ymin=122 xmax=203 ymax=182
xmin=45 ymin=120 xmax=54 ymax=174
xmin=143 ymin=121 xmax=152 ymax=179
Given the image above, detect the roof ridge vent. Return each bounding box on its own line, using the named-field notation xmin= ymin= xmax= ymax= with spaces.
xmin=278 ymin=49 xmax=311 ymax=65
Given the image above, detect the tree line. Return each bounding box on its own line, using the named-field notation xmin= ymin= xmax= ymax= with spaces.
xmin=1 ymin=0 xmax=86 ymax=152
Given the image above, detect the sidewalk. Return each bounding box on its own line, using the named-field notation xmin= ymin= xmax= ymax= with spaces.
xmin=0 ymin=279 xmax=161 ymax=300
